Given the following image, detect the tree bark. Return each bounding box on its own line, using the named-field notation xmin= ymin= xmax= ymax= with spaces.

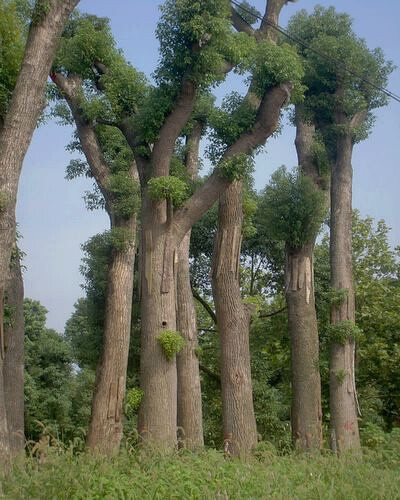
xmin=329 ymin=132 xmax=360 ymax=453
xmin=176 ymin=232 xmax=204 ymax=448
xmin=176 ymin=124 xmax=204 ymax=449
xmin=3 ymin=249 xmax=25 ymax=456
xmin=211 ymin=180 xmax=258 ymax=456
xmin=86 ymin=216 xmax=137 ymax=456
xmin=285 ymin=243 xmax=322 ymax=451
xmin=137 ymin=196 xmax=178 ymax=448
xmin=284 ymin=115 xmax=324 ymax=451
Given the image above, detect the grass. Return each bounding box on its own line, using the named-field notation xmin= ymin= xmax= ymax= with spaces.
xmin=1 ymin=441 xmax=400 ymax=500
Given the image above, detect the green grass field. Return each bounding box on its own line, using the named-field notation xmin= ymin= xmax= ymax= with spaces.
xmin=2 ymin=439 xmax=400 ymax=499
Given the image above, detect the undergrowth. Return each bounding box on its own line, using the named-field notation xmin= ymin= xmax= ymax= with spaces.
xmin=1 ymin=429 xmax=400 ymax=499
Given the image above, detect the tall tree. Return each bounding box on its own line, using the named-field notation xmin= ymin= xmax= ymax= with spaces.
xmin=0 ymin=0 xmax=79 ymax=458
xmin=51 ymin=18 xmax=141 ymax=454
xmin=260 ymin=164 xmax=326 ymax=450
xmin=56 ymin=0 xmax=302 ymax=448
xmin=288 ymin=6 xmax=393 ymax=453
xmin=3 ymin=243 xmax=25 ymax=456
xmin=176 ymin=119 xmax=206 ymax=449
xmin=210 ymin=0 xmax=299 ymax=456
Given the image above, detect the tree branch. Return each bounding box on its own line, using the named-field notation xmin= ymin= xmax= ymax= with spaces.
xmin=230 ymin=6 xmax=256 ymax=36
xmin=51 ymin=72 xmax=110 ymax=193
xmin=258 ymin=306 xmax=287 ymax=319
xmin=151 ymin=78 xmax=197 ymax=178
xmin=192 ymin=289 xmax=217 ymax=325
xmin=199 ymin=364 xmax=221 ymax=384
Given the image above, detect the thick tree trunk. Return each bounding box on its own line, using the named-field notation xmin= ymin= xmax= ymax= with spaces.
xmin=285 ymin=243 xmax=322 ymax=450
xmin=3 ymin=251 xmax=25 ymax=456
xmin=86 ymin=216 xmax=137 ymax=456
xmin=329 ymin=134 xmax=360 ymax=453
xmin=0 ymin=1 xmax=79 ymax=458
xmin=138 ymin=197 xmax=178 ymax=449
xmin=211 ymin=180 xmax=258 ymax=457
xmin=284 ymin=115 xmax=323 ymax=451
xmin=176 ymin=124 xmax=204 ymax=449
xmin=176 ymin=231 xmax=203 ymax=448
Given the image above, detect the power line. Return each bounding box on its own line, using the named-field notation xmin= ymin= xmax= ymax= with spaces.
xmin=231 ymin=0 xmax=400 ymax=104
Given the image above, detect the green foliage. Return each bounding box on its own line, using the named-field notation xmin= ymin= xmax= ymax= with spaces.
xmin=248 ymin=41 xmax=305 ymax=102
xmin=0 ymin=0 xmax=24 ymax=118
xmin=157 ymin=330 xmax=186 ymax=361
xmin=125 ymin=387 xmax=144 ymax=417
xmin=259 ymin=166 xmax=326 ymax=249
xmin=108 ymin=227 xmax=134 ymax=252
xmin=147 ymin=176 xmax=189 ymax=207
xmin=3 ymin=446 xmax=400 ymax=498
xmin=218 ymin=154 xmax=254 ymax=181
xmin=328 ymin=288 xmax=349 ymax=307
xmin=208 ymin=92 xmax=258 ymax=162
xmin=54 ymin=14 xmax=115 ymax=79
xmin=287 ymin=6 xmax=394 ymax=141
xmin=325 ymin=320 xmax=363 ymax=345
xmin=106 ymin=171 xmax=140 ymax=219
xmin=155 ymin=0 xmax=234 ymax=88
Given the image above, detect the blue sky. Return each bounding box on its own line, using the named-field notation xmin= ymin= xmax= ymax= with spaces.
xmin=17 ymin=0 xmax=400 ymax=331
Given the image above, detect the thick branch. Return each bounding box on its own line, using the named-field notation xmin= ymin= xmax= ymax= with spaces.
xmin=51 ymin=72 xmax=110 ymax=192
xmin=230 ymin=6 xmax=256 ymax=36
xmin=173 ymin=83 xmax=291 ymax=241
xmin=151 ymin=79 xmax=197 ymax=177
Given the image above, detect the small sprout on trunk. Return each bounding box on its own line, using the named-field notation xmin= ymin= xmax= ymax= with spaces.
xmin=148 ymin=176 xmax=189 ymax=207
xmin=157 ymin=329 xmax=186 ymax=361
xmin=326 ymin=320 xmax=362 ymax=345
xmin=125 ymin=387 xmax=144 ymax=416
xmin=335 ymin=369 xmax=347 ymax=385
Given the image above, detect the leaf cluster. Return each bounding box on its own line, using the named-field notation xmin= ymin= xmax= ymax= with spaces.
xmin=157 ymin=330 xmax=186 ymax=361
xmin=147 ymin=175 xmax=190 ymax=207
xmin=259 ymin=166 xmax=326 ymax=249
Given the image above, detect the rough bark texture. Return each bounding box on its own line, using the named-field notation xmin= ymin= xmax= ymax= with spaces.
xmin=138 ymin=196 xmax=178 ymax=448
xmin=212 ymin=181 xmax=258 ymax=457
xmin=0 ymin=0 xmax=79 ymax=458
xmin=285 ymin=243 xmax=322 ymax=450
xmin=86 ymin=216 xmax=136 ymax=456
xmin=176 ymin=232 xmax=203 ymax=448
xmin=3 ymin=251 xmax=25 ymax=456
xmin=329 ymin=132 xmax=360 ymax=453
xmin=284 ymin=115 xmax=324 ymax=451
xmin=176 ymin=125 xmax=204 ymax=449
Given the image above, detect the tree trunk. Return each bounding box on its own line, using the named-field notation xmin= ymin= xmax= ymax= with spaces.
xmin=211 ymin=180 xmax=258 ymax=457
xmin=284 ymin=115 xmax=323 ymax=451
xmin=86 ymin=216 xmax=137 ymax=456
xmin=176 ymin=231 xmax=203 ymax=449
xmin=3 ymin=250 xmax=25 ymax=456
xmin=329 ymin=133 xmax=360 ymax=453
xmin=285 ymin=243 xmax=322 ymax=451
xmin=138 ymin=197 xmax=178 ymax=449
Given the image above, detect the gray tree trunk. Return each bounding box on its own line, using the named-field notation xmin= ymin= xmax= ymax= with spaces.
xmin=3 ymin=249 xmax=25 ymax=456
xmin=176 ymin=124 xmax=204 ymax=449
xmin=86 ymin=216 xmax=137 ymax=456
xmin=329 ymin=132 xmax=360 ymax=453
xmin=211 ymin=180 xmax=258 ymax=456
xmin=285 ymin=115 xmax=324 ymax=451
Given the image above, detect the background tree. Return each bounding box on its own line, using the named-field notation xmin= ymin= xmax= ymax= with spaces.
xmin=288 ymin=6 xmax=394 ymax=452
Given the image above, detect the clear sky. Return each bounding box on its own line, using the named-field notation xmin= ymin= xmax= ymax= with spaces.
xmin=17 ymin=0 xmax=400 ymax=331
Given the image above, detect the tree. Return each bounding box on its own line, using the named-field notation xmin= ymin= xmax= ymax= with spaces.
xmin=210 ymin=0 xmax=300 ymax=456
xmin=0 ymin=0 xmax=79 ymax=459
xmin=50 ymin=15 xmax=141 ymax=454
xmin=288 ymin=6 xmax=393 ymax=452
xmin=260 ymin=164 xmax=326 ymax=450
